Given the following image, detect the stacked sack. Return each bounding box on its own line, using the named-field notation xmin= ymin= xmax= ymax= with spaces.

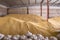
xmin=0 ymin=31 xmax=59 ymax=40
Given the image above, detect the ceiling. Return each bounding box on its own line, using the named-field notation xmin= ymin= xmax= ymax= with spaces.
xmin=0 ymin=0 xmax=60 ymax=7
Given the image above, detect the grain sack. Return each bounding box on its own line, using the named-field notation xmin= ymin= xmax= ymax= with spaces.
xmin=0 ymin=14 xmax=55 ymax=36
xmin=48 ymin=17 xmax=60 ymax=32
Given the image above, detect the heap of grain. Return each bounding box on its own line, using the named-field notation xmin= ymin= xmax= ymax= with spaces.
xmin=0 ymin=14 xmax=55 ymax=36
xmin=48 ymin=17 xmax=60 ymax=32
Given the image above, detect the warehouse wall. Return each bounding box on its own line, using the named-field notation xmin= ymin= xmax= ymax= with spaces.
xmin=8 ymin=6 xmax=60 ymax=19
xmin=29 ymin=6 xmax=40 ymax=15
xmin=0 ymin=5 xmax=7 ymax=16
xmin=29 ymin=6 xmax=60 ymax=19
xmin=8 ymin=7 xmax=27 ymax=14
xmin=42 ymin=6 xmax=60 ymax=19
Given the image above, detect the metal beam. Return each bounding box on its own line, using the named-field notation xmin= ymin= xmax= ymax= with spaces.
xmin=52 ymin=0 xmax=59 ymax=5
xmin=20 ymin=0 xmax=25 ymax=5
xmin=1 ymin=0 xmax=10 ymax=7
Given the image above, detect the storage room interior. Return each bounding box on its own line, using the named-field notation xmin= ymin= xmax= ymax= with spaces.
xmin=0 ymin=0 xmax=60 ymax=40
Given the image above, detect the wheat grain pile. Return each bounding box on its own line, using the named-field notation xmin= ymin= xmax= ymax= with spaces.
xmin=48 ymin=17 xmax=60 ymax=32
xmin=0 ymin=14 xmax=55 ymax=36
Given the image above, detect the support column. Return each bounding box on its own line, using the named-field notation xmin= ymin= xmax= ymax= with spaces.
xmin=40 ymin=0 xmax=43 ymax=16
xmin=27 ymin=7 xmax=29 ymax=14
xmin=40 ymin=3 xmax=42 ymax=16
xmin=47 ymin=0 xmax=49 ymax=21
